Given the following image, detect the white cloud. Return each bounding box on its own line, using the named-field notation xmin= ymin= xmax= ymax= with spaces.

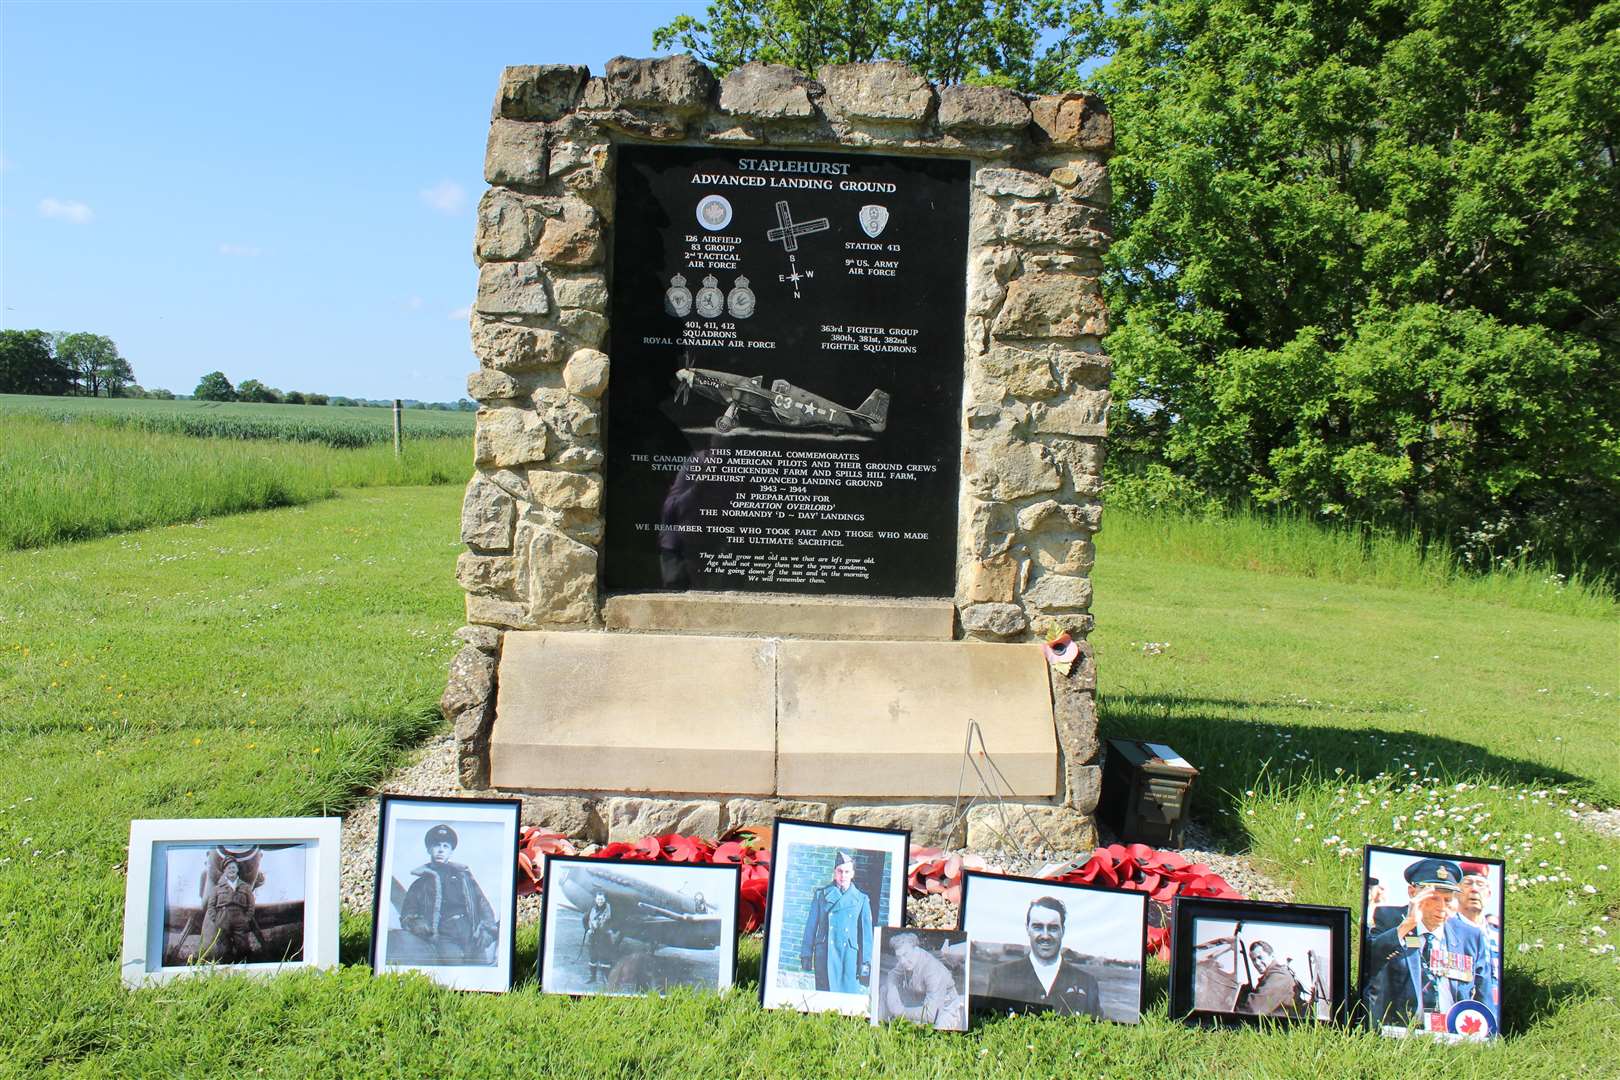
xmin=448 ymin=305 xmax=472 ymax=321
xmin=38 ymin=197 xmax=93 ymax=224
xmin=218 ymin=243 xmax=262 ymax=257
xmin=419 ymin=180 xmax=467 ymax=215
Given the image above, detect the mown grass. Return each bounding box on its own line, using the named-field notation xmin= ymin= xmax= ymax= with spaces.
xmin=0 ymin=415 xmax=469 ymax=550
xmin=1101 ymin=505 xmax=1617 ymax=617
xmin=0 ymin=487 xmax=1613 ymax=1077
xmin=0 ymin=393 xmax=474 ymax=448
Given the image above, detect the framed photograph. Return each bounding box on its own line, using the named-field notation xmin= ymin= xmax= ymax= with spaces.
xmin=1169 ymin=895 xmax=1350 ymax=1026
xmin=120 ymin=817 xmax=340 ymax=987
xmin=870 ymin=927 xmax=969 ymax=1030
xmin=370 ymin=794 xmax=520 ymax=992
xmin=1360 ymin=845 xmax=1504 ymax=1040
xmin=759 ymin=817 xmax=909 ymax=1015
xmin=960 ymin=871 xmax=1148 ymax=1023
xmin=537 ymin=856 xmax=740 ymax=996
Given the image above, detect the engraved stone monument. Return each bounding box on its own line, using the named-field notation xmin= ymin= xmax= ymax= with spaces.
xmin=441 ymin=57 xmax=1113 ymax=848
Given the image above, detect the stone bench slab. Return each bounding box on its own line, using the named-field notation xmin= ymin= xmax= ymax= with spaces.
xmin=603 ymin=591 xmax=955 ymax=640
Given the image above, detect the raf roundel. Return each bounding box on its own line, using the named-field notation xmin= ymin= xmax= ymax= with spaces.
xmin=696 ymin=194 xmax=733 ymax=231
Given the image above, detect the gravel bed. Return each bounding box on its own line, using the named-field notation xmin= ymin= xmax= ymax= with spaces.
xmin=338 ymin=732 xmax=463 ymax=917
xmin=1578 ymin=808 xmax=1620 ymax=840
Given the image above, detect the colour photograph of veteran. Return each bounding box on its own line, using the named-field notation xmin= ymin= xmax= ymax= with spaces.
xmin=1362 ymin=853 xmax=1497 ymax=1035
xmin=391 ymin=822 xmax=499 ymax=966
xmin=962 ymin=873 xmax=1145 ymax=1023
xmin=871 ymin=928 xmax=968 ymax=1031
xmin=1191 ymin=919 xmax=1331 ymax=1020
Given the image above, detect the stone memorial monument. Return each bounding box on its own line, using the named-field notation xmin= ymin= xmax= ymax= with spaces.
xmin=440 ymin=56 xmax=1113 ymax=850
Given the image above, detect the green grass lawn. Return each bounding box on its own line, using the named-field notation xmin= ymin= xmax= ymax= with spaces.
xmin=0 ymin=393 xmax=475 ymax=447
xmin=0 ymin=491 xmax=1613 ymax=1077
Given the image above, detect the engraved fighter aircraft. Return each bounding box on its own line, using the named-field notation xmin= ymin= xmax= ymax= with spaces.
xmin=673 ymin=358 xmax=890 ymax=435
xmin=554 ymin=864 xmax=725 ymax=952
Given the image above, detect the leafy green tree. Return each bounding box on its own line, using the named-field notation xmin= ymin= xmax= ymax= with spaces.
xmin=305 ymin=393 xmax=329 ymax=406
xmin=1074 ymin=0 xmax=1620 ymax=571
xmin=654 ymin=0 xmax=1083 ymax=89
xmin=0 ymin=329 xmax=76 ymax=395
xmin=54 ymin=332 xmax=129 ymax=397
xmin=194 ymin=371 xmax=236 ymax=401
xmin=146 ymin=387 xmax=176 ymax=400
xmin=236 ymin=379 xmax=281 ymax=404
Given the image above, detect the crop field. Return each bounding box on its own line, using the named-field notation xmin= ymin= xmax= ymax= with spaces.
xmin=0 ymin=415 xmax=469 ymax=550
xmin=0 ymin=488 xmax=1612 ymax=1077
xmin=0 ymin=393 xmax=475 ymax=448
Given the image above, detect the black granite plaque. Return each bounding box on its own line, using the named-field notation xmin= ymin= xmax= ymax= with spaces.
xmin=603 ymin=145 xmax=969 ymax=597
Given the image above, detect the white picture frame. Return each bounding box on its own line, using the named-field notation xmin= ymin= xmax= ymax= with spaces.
xmin=121 ymin=817 xmax=341 ymax=988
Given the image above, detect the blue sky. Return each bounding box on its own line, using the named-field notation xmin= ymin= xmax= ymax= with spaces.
xmin=2 ymin=1 xmax=696 ymax=401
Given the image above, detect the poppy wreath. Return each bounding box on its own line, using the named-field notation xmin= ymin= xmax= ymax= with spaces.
xmin=516 ymin=825 xmax=774 ymax=933
xmin=1039 ymin=843 xmax=1245 ymax=959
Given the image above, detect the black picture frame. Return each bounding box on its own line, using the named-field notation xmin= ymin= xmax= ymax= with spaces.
xmin=957 ymin=869 xmax=1150 ymax=1024
xmin=535 ymin=854 xmax=742 ymax=997
xmin=369 ymin=793 xmax=522 ymax=992
xmin=1169 ymin=895 xmax=1351 ymax=1027
xmin=758 ymin=817 xmax=911 ymax=1014
xmin=1358 ymin=844 xmax=1506 ymax=1040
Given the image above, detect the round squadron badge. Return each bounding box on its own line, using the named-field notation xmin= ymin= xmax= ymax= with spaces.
xmin=695 ymin=194 xmax=733 ymax=232
xmin=695 ymin=274 xmax=725 ymax=318
xmin=1444 ymin=1001 xmax=1498 ymax=1040
xmin=664 ymin=273 xmax=693 ymax=317
xmin=726 ymin=275 xmax=756 ymax=319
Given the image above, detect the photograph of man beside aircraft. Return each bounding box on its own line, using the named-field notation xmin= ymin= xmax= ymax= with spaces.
xmin=672 ymin=357 xmax=890 ymax=437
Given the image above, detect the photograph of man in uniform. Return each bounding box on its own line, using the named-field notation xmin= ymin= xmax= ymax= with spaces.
xmin=582 ymin=890 xmax=618 ymax=984
xmin=1363 ymin=855 xmax=1496 ymax=1034
xmin=1455 ymin=861 xmax=1502 ymax=1011
xmin=395 ymin=823 xmax=499 ymax=966
xmin=871 ymin=929 xmax=967 ymax=1031
xmin=160 ymin=843 xmax=306 ymax=967
xmin=962 ymin=873 xmax=1145 ymax=1024
xmin=197 ymin=857 xmax=265 ymax=963
xmin=799 ymin=851 xmax=874 ymax=994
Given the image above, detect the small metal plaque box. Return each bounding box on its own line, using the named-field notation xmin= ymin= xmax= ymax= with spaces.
xmin=1098 ymin=738 xmax=1199 ymax=847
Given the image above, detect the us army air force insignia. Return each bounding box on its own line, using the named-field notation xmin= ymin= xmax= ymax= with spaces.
xmin=664 ymin=274 xmax=693 ymax=317
xmin=859 ymin=204 xmax=890 ymax=238
xmin=695 ymin=275 xmax=725 ymax=318
xmin=695 ymin=194 xmax=733 ymax=231
xmin=726 ymin=276 xmax=755 ymax=319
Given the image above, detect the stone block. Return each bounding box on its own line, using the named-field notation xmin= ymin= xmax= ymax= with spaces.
xmin=725 ymin=798 xmax=829 ymax=829
xmin=471 ymin=319 xmax=567 ymax=372
xmin=997 ymin=200 xmax=1111 ymax=251
xmin=460 ymin=473 xmax=515 ymax=550
xmin=456 ymin=551 xmax=519 ymax=596
xmin=562 ymin=348 xmax=609 ymax=398
xmin=777 ymin=639 xmax=1057 ymax=798
xmin=959 ymin=602 xmax=1028 ymax=638
xmin=440 ymin=644 xmax=497 ymax=719
xmin=719 ymin=62 xmax=819 ymax=119
xmin=490 ymin=632 xmax=777 ymax=793
xmin=1047 ymin=156 xmax=1110 ymax=205
xmin=524 ymin=527 xmax=598 ymax=624
xmin=1030 ymin=389 xmax=1109 ymax=437
xmin=604 ymin=798 xmax=723 ymax=842
xmin=965 ymin=247 xmax=1018 ymax=317
xmin=963 ymin=433 xmax=1062 ymax=502
xmin=484 ymin=119 xmax=547 ymax=186
xmin=992 ymin=271 xmax=1108 ymax=339
xmin=1023 ymin=572 xmax=1093 ymax=612
xmin=604 ymin=55 xmax=717 ymax=112
xmin=1017 ymin=498 xmax=1103 ymax=535
xmin=1031 ymin=534 xmax=1095 ymax=576
xmin=474 ymin=406 xmax=548 ymax=468
xmin=1029 ymin=92 xmax=1114 ymax=151
xmin=517 ymin=795 xmax=600 ymax=840
xmin=1053 ymin=345 xmax=1113 ymax=391
xmin=831 ymin=804 xmax=965 ymax=848
xmin=475 ymin=189 xmax=540 ymax=263
xmin=975 ymin=167 xmax=1055 ymax=199
xmin=536 ymin=201 xmax=602 ymax=267
xmin=455 ymin=624 xmax=503 ymax=654
xmin=525 ymin=468 xmax=601 ymax=511
xmin=466 ymin=368 xmax=521 ymax=402
xmin=1031 ymin=613 xmax=1094 ymax=643
xmin=533 ymin=388 xmax=600 ymax=439
xmin=601 ymin=592 xmax=955 ymax=640
xmin=559 ymin=310 xmax=608 ymax=348
xmin=465 ymin=593 xmax=537 ymax=630
xmin=1067 ymin=764 xmax=1103 ymax=814
xmin=965 ymin=804 xmax=1097 ymax=853
xmin=820 ymin=62 xmax=934 ymax=122
xmin=979 ymin=342 xmax=1062 ymax=399
xmin=552 ymin=273 xmax=608 ymax=312
xmin=494 ymin=64 xmax=588 ymax=121
xmin=963 ymin=553 xmax=1019 ymax=604
xmin=552 ymin=445 xmax=604 ymax=472
xmin=475 ymin=260 xmax=550 ymax=317
xmin=939 ymin=86 xmax=1031 ymax=132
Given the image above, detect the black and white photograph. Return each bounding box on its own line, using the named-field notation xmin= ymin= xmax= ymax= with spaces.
xmin=869 ymin=927 xmax=969 ymax=1031
xmin=1170 ymin=896 xmax=1350 ymax=1027
xmin=121 ymin=817 xmax=340 ymax=987
xmin=760 ymin=818 xmax=909 ymax=1015
xmin=1360 ymin=845 xmax=1504 ymax=1040
xmin=371 ymin=794 xmax=519 ymax=993
xmin=538 ymin=856 xmax=740 ymax=997
xmin=960 ymin=872 xmax=1147 ymax=1024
